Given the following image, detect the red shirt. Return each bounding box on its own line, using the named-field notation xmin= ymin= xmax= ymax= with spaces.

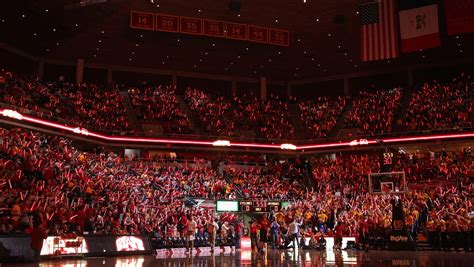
xmin=250 ymin=223 xmax=260 ymax=234
xmin=31 ymin=225 xmax=48 ymax=250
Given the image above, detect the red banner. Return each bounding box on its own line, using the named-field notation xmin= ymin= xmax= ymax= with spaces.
xmin=226 ymin=22 xmax=247 ymax=40
xmin=180 ymin=17 xmax=202 ymax=35
xmin=203 ymin=19 xmax=225 ymax=37
xmin=248 ymin=26 xmax=269 ymax=44
xmin=269 ymin=29 xmax=289 ymax=46
xmin=130 ymin=11 xmax=155 ymax=31
xmin=130 ymin=12 xmax=289 ymax=46
xmin=155 ymin=14 xmax=179 ymax=32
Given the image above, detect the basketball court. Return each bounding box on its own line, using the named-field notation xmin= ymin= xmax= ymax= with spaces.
xmin=2 ymin=250 xmax=474 ymax=267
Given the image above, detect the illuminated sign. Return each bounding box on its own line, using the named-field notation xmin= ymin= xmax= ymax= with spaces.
xmin=212 ymin=140 xmax=231 ymax=146
xmin=349 ymin=139 xmax=369 ymax=146
xmin=41 ymin=236 xmax=88 ymax=256
xmin=116 ymin=236 xmax=145 ymax=252
xmin=238 ymin=200 xmax=282 ymax=212
xmin=281 ymin=143 xmax=297 ymax=150
xmin=2 ymin=109 xmax=23 ymax=120
xmin=216 ymin=201 xmax=239 ymax=212
xmin=73 ymin=127 xmax=90 ymax=136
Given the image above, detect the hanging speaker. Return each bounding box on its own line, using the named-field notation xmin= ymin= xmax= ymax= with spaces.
xmin=229 ymin=1 xmax=241 ymax=12
xmin=333 ymin=15 xmax=345 ymax=25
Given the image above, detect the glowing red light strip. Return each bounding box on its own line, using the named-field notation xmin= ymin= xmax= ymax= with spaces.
xmin=230 ymin=142 xmax=282 ymax=149
xmin=298 ymin=140 xmax=378 ymax=150
xmin=16 ymin=112 xmax=214 ymax=146
xmin=382 ymin=133 xmax=474 ymax=143
xmin=1 ymin=109 xmax=474 ymax=150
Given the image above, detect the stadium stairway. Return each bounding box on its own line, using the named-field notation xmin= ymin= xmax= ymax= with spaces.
xmin=223 ymin=173 xmax=245 ymax=198
xmin=289 ymin=102 xmax=306 ymax=140
xmin=392 ymin=88 xmax=413 ymax=133
xmin=330 ymin=97 xmax=353 ymax=138
xmin=415 ymin=233 xmax=432 ymax=251
xmin=119 ymin=91 xmax=144 ymax=132
xmin=176 ymin=95 xmax=205 ymax=134
xmin=231 ymin=101 xmax=255 ymax=138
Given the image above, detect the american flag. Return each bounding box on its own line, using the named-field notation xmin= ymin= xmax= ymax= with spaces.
xmin=360 ymin=0 xmax=399 ymax=61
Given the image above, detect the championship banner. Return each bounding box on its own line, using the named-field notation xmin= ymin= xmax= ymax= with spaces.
xmin=269 ymin=28 xmax=290 ymax=46
xmin=155 ymin=14 xmax=179 ymax=32
xmin=248 ymin=25 xmax=269 ymax=44
xmin=399 ymin=0 xmax=440 ymax=53
xmin=444 ymin=0 xmax=474 ymax=35
xmin=226 ymin=22 xmax=247 ymax=40
xmin=180 ymin=17 xmax=202 ymax=35
xmin=203 ymin=19 xmax=225 ymax=37
xmin=130 ymin=11 xmax=155 ymax=30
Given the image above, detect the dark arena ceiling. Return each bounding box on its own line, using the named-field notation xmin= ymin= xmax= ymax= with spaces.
xmin=1 ymin=0 xmax=473 ymax=81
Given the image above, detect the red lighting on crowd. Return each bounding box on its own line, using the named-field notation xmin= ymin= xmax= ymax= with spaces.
xmin=1 ymin=109 xmax=473 ymax=151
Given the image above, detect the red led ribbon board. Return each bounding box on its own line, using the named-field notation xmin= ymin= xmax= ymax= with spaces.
xmin=248 ymin=25 xmax=269 ymax=44
xmin=180 ymin=17 xmax=202 ymax=35
xmin=155 ymin=14 xmax=179 ymax=32
xmin=203 ymin=19 xmax=225 ymax=37
xmin=269 ymin=28 xmax=290 ymax=46
xmin=130 ymin=11 xmax=155 ymax=30
xmin=226 ymin=22 xmax=247 ymax=40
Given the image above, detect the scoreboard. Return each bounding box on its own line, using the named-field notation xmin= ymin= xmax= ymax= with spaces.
xmin=216 ymin=200 xmax=288 ymax=213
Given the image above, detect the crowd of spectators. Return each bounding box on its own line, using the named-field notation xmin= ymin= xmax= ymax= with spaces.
xmin=1 ymin=69 xmax=473 ymax=141
xmin=0 ymin=71 xmax=131 ymax=133
xmin=235 ymin=95 xmax=296 ymax=140
xmin=225 ymin=161 xmax=305 ymax=200
xmin=0 ymin=127 xmax=301 ymax=239
xmin=299 ymin=96 xmax=346 ymax=139
xmin=267 ymin=183 xmax=472 ymax=251
xmin=404 ymin=77 xmax=473 ymax=132
xmin=129 ymin=86 xmax=193 ymax=134
xmin=310 ymin=149 xmax=472 ymax=191
xmin=344 ymin=88 xmax=403 ymax=136
xmin=0 ymin=126 xmax=472 ymax=252
xmin=184 ymin=88 xmax=245 ymax=137
xmin=185 ymin=89 xmax=297 ymax=140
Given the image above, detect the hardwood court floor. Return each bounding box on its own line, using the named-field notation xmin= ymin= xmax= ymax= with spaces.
xmin=2 ymin=249 xmax=474 ymax=266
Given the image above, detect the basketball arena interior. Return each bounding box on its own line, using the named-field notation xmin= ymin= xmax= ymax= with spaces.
xmin=0 ymin=0 xmax=474 ymax=266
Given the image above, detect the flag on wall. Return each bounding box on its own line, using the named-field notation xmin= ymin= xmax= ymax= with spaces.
xmin=399 ymin=0 xmax=440 ymax=53
xmin=444 ymin=0 xmax=474 ymax=35
xmin=359 ymin=0 xmax=399 ymax=62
